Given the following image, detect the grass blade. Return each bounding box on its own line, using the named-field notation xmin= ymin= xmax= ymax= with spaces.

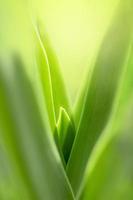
xmin=34 ymin=23 xmax=71 ymax=131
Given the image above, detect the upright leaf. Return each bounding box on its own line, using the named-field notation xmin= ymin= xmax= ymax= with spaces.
xmin=56 ymin=107 xmax=75 ymax=164
xmin=34 ymin=24 xmax=71 ymax=131
xmin=66 ymin=0 xmax=133 ymax=195
xmin=0 ymin=57 xmax=74 ymax=200
xmin=80 ymin=99 xmax=133 ymax=200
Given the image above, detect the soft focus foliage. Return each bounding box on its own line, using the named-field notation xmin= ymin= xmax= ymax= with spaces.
xmin=0 ymin=0 xmax=133 ymax=199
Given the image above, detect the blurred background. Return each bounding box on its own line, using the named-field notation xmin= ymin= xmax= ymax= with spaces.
xmin=0 ymin=1 xmax=133 ymax=199
xmin=0 ymin=0 xmax=120 ymax=102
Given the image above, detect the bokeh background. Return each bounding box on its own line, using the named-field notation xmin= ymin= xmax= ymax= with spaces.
xmin=0 ymin=1 xmax=133 ymax=199
xmin=0 ymin=0 xmax=121 ymax=102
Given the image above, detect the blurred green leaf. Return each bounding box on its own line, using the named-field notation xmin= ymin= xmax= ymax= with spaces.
xmin=0 ymin=57 xmax=74 ymax=200
xmin=0 ymin=0 xmax=133 ymax=199
xmin=0 ymin=145 xmax=29 ymax=200
xmin=80 ymin=99 xmax=133 ymax=200
xmin=66 ymin=0 xmax=133 ymax=195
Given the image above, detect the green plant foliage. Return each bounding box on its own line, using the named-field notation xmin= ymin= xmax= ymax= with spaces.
xmin=66 ymin=0 xmax=133 ymax=195
xmin=35 ymin=24 xmax=71 ymax=131
xmin=56 ymin=107 xmax=75 ymax=164
xmin=80 ymin=99 xmax=133 ymax=200
xmin=0 ymin=57 xmax=74 ymax=200
xmin=0 ymin=0 xmax=133 ymax=199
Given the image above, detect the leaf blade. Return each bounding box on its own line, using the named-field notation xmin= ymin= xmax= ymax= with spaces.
xmin=34 ymin=23 xmax=71 ymax=131
xmin=0 ymin=57 xmax=75 ymax=200
xmin=56 ymin=107 xmax=75 ymax=164
xmin=80 ymin=99 xmax=133 ymax=200
xmin=66 ymin=0 xmax=133 ymax=195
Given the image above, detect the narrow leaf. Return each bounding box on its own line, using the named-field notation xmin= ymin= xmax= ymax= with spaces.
xmin=34 ymin=23 xmax=71 ymax=132
xmin=56 ymin=107 xmax=75 ymax=164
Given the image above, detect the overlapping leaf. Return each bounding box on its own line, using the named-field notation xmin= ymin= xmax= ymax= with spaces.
xmin=34 ymin=24 xmax=71 ymax=131
xmin=80 ymin=98 xmax=133 ymax=200
xmin=56 ymin=107 xmax=75 ymax=164
xmin=34 ymin=24 xmax=75 ymax=164
xmin=0 ymin=57 xmax=74 ymax=200
xmin=66 ymin=0 xmax=133 ymax=195
xmin=0 ymin=1 xmax=133 ymax=199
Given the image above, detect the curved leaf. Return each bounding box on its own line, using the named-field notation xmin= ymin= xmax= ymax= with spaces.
xmin=34 ymin=23 xmax=71 ymax=131
xmin=66 ymin=0 xmax=133 ymax=195
xmin=0 ymin=57 xmax=74 ymax=200
xmin=80 ymin=99 xmax=133 ymax=200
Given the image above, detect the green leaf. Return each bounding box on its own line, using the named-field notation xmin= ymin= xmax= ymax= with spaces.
xmin=73 ymin=47 xmax=101 ymax=129
xmin=73 ymin=68 xmax=92 ymax=129
xmin=79 ymin=40 xmax=133 ymax=199
xmin=56 ymin=107 xmax=75 ymax=164
xmin=0 ymin=145 xmax=29 ymax=200
xmin=34 ymin=23 xmax=71 ymax=132
xmin=80 ymin=99 xmax=133 ymax=200
xmin=0 ymin=57 xmax=74 ymax=200
xmin=66 ymin=0 xmax=133 ymax=195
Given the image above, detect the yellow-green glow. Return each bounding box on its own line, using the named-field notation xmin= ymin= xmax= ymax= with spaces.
xmin=31 ymin=0 xmax=119 ymax=100
xmin=0 ymin=0 xmax=119 ymax=100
